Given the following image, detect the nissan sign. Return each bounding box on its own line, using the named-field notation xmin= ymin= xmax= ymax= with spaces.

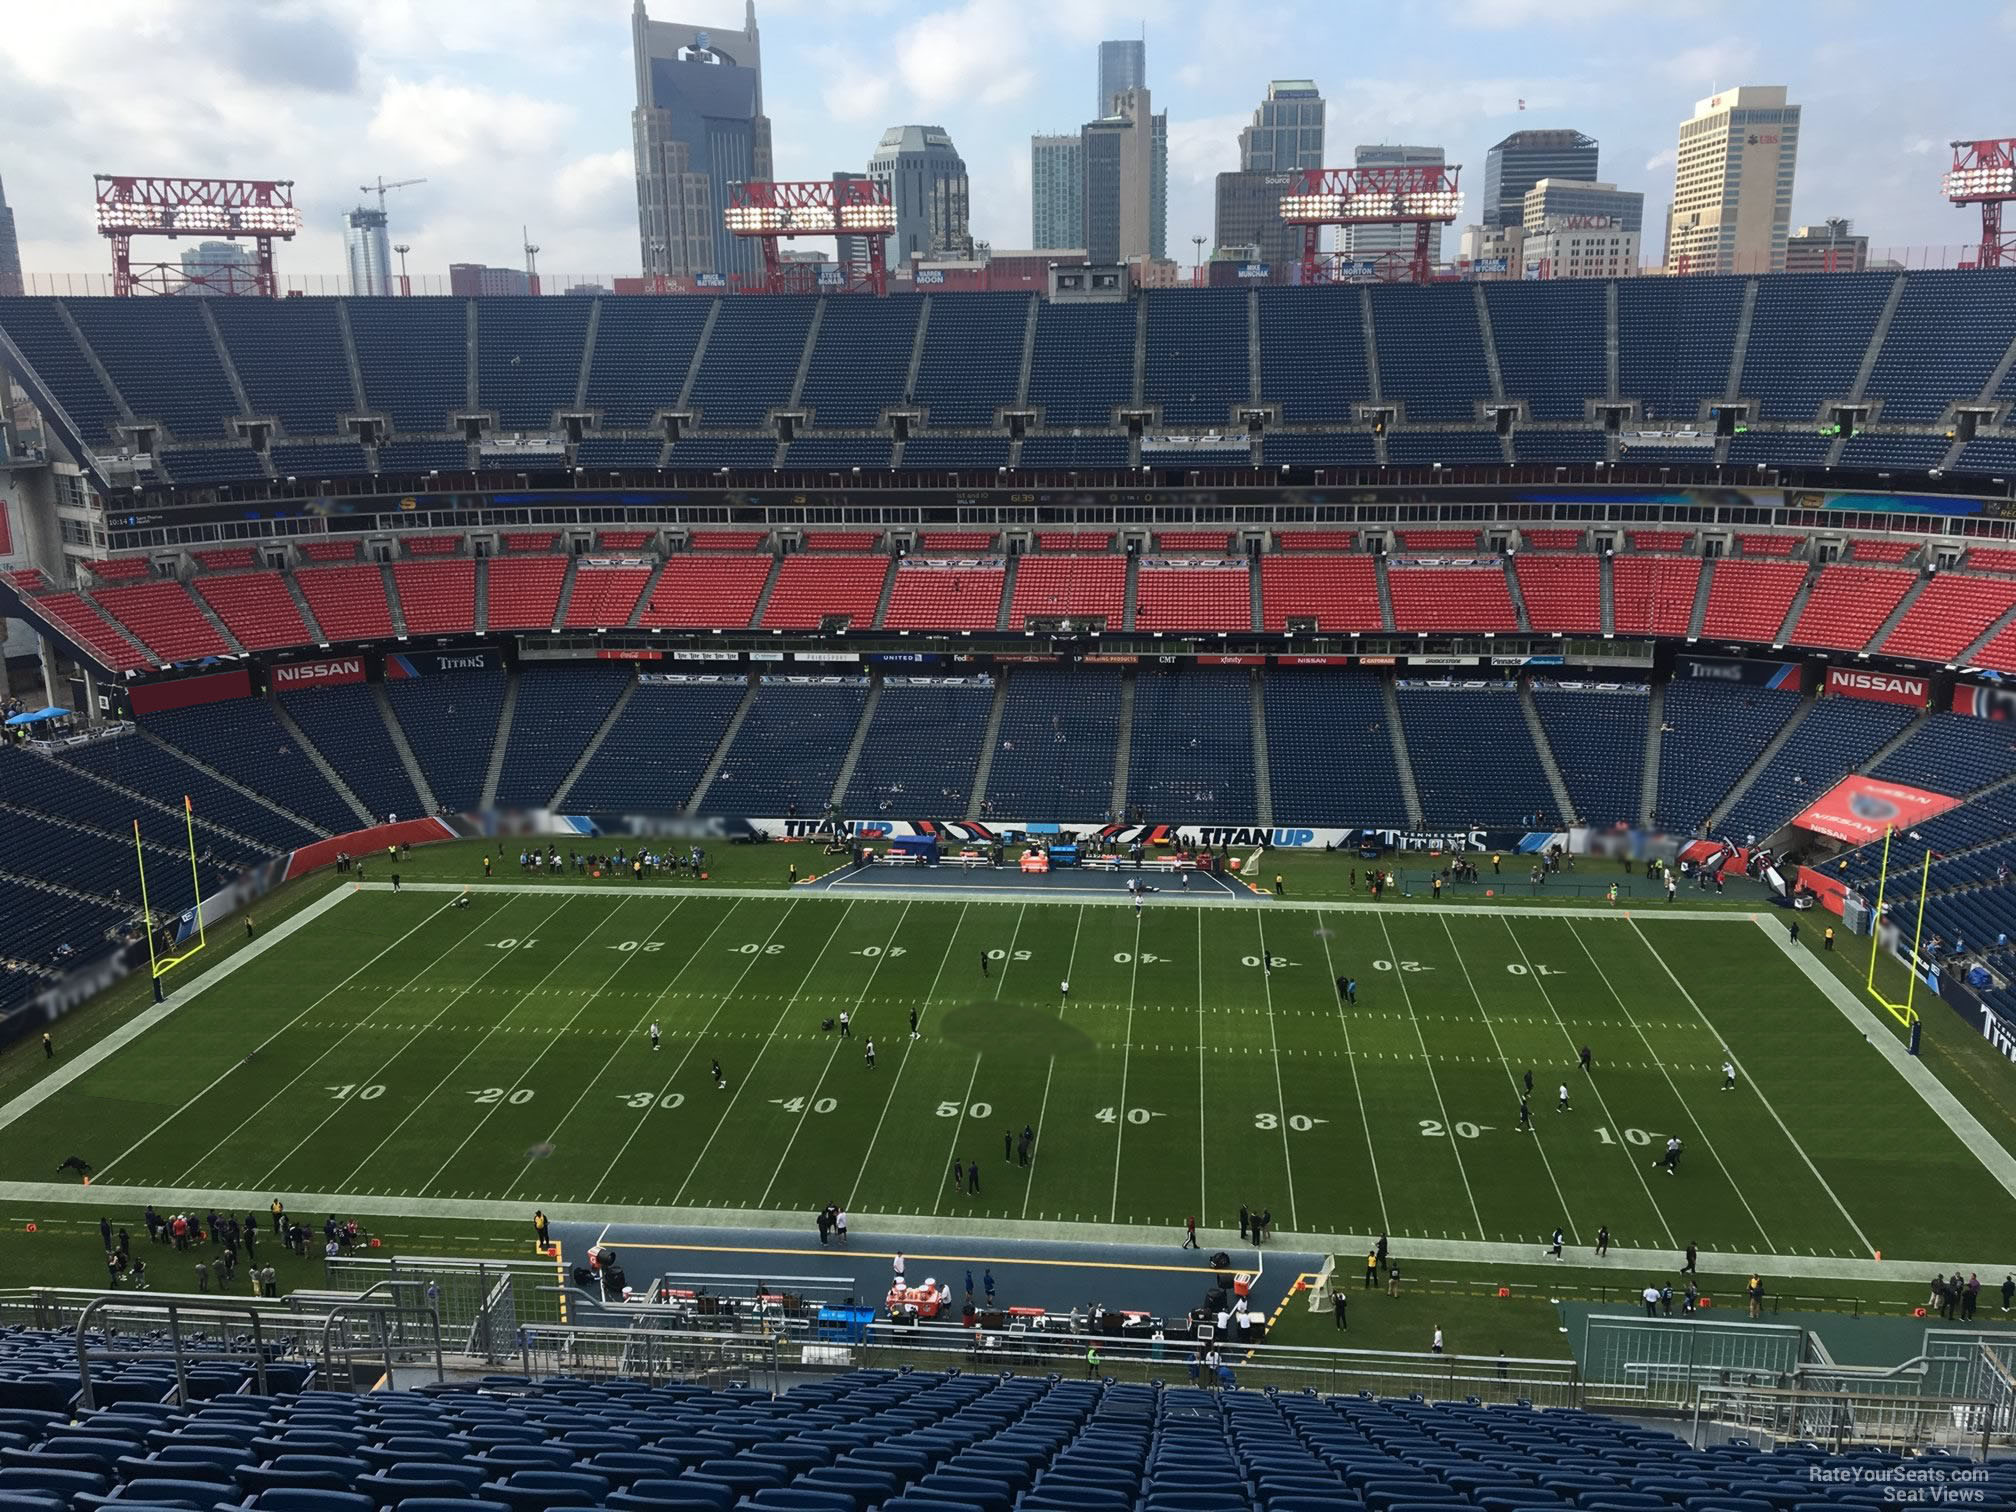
xmin=272 ymin=657 xmax=365 ymax=688
xmin=1824 ymin=667 xmax=1929 ymax=708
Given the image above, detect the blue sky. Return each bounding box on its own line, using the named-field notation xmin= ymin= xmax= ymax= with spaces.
xmin=4 ymin=0 xmax=2012 ymax=288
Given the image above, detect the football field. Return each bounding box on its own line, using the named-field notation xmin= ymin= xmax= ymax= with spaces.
xmin=5 ymin=880 xmax=2012 ymax=1270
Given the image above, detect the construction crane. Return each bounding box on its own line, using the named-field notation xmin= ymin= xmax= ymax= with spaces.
xmin=360 ymin=176 xmax=426 ymax=213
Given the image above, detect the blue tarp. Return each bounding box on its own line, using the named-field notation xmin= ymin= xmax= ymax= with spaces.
xmin=4 ymin=706 xmax=71 ymax=727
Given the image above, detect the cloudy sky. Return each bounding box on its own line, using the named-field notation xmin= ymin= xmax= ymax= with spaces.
xmin=5 ymin=0 xmax=2012 ymax=290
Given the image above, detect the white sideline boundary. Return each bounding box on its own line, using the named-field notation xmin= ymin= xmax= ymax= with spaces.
xmin=1754 ymin=914 xmax=2016 ymax=1205
xmin=0 ymin=881 xmax=355 ymax=1137
xmin=0 ymin=1176 xmax=2001 ymax=1285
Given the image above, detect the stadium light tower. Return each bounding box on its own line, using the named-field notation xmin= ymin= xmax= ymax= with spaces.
xmin=1945 ymin=139 xmax=2016 ymax=269
xmin=724 ymin=178 xmax=897 ymax=295
xmin=95 ymin=176 xmax=300 ymax=297
xmin=1278 ymin=163 xmax=1463 ymax=285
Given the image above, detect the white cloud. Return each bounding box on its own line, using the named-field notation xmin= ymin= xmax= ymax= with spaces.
xmin=1644 ymin=148 xmax=1678 ymax=174
xmin=1446 ymin=0 xmax=1690 ymax=27
xmin=368 ymin=78 xmax=573 ymax=171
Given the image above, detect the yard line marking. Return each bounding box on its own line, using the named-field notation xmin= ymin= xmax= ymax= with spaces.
xmin=1436 ymin=915 xmax=1578 ymax=1241
xmin=1498 ymin=916 xmax=1675 ymax=1250
xmin=849 ymin=902 xmax=970 ymax=1212
xmin=1636 ymin=918 xmax=1876 ymax=1257
xmin=1196 ymin=909 xmax=1208 ymax=1225
xmin=668 ymin=903 xmax=856 ymax=1208
xmin=1108 ymin=911 xmax=1143 ymax=1223
xmin=1253 ymin=912 xmax=1299 ymax=1232
xmin=762 ymin=902 xmax=914 ymax=1209
xmin=403 ymin=900 xmax=668 ymax=1197
xmin=931 ymin=1054 xmax=984 ymax=1215
xmin=1563 ymin=919 xmax=1776 ymax=1252
xmin=95 ymin=891 xmax=485 ymax=1184
xmin=233 ymin=893 xmax=582 ymax=1190
xmin=505 ymin=897 xmax=733 ymax=1197
xmin=0 ymin=881 xmax=357 ymax=1141
xmin=993 ymin=903 xmax=1027 ymax=1001
xmin=1313 ymin=912 xmax=1389 ymax=1234
xmin=1374 ymin=912 xmax=1485 ymax=1240
xmin=1021 ymin=1054 xmax=1055 ymax=1222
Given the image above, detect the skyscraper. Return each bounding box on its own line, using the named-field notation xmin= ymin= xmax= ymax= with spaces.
xmin=1083 ymin=87 xmax=1157 ymax=266
xmin=868 ymin=125 xmax=972 ymax=268
xmin=1664 ymin=85 xmax=1800 ymax=274
xmin=344 ymin=207 xmax=393 ymax=296
xmin=1031 ymin=133 xmax=1085 ymax=249
xmin=1343 ymin=144 xmax=1446 ymax=266
xmin=1215 ymin=80 xmax=1326 ymax=268
xmin=1097 ymin=40 xmax=1144 ymax=116
xmin=631 ymin=0 xmax=772 ymax=283
xmin=1521 ymin=179 xmax=1643 ymax=235
xmin=1239 ymin=80 xmax=1325 ymax=174
xmin=1482 ymin=130 xmax=1598 ymax=228
xmin=0 ymin=175 xmax=19 ymax=297
xmin=177 ymin=241 xmax=258 ymax=295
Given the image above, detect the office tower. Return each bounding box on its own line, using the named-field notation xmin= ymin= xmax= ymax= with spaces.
xmin=1482 ymin=129 xmax=1598 ymax=228
xmin=868 ymin=125 xmax=972 ymax=267
xmin=1083 ymin=87 xmax=1156 ymax=266
xmin=1521 ymin=179 xmax=1644 ymax=235
xmin=1343 ymin=144 xmax=1445 ymax=265
xmin=344 ymin=207 xmax=393 ymax=296
xmin=1031 ymin=133 xmax=1085 ymax=250
xmin=1097 ymin=39 xmax=1144 ymax=115
xmin=176 ymin=241 xmax=258 ymax=295
xmin=1785 ymin=218 xmax=1868 ymax=273
xmin=1664 ymin=85 xmax=1799 ymax=274
xmin=448 ymin=263 xmax=533 ymax=296
xmin=1215 ymin=80 xmax=1325 ymax=266
xmin=1239 ymin=79 xmax=1325 ymax=173
xmin=631 ymin=0 xmax=772 ymax=283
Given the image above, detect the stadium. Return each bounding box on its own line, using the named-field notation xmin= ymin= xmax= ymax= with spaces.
xmin=2 ymin=141 xmax=2016 ymax=1512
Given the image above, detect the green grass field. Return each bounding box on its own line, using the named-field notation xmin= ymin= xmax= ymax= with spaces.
xmin=4 ymin=876 xmax=2011 ymax=1272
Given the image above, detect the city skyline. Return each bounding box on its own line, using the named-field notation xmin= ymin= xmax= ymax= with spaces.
xmin=0 ymin=1 xmax=2004 ymax=284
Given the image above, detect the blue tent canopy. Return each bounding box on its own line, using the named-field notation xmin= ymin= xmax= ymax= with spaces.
xmin=4 ymin=706 xmax=72 ymax=727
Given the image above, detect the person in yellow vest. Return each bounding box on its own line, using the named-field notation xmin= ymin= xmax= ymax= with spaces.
xmin=1824 ymin=926 xmax=1835 ymax=951
xmin=1086 ymin=1343 xmax=1102 ymax=1377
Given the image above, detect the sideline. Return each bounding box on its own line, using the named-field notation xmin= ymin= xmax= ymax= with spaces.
xmin=363 ymin=880 xmax=1757 ymax=922
xmin=0 ymin=1178 xmax=1996 ymax=1286
xmin=0 ymin=881 xmax=353 ymax=1137
xmin=1755 ymin=914 xmax=2016 ymax=1205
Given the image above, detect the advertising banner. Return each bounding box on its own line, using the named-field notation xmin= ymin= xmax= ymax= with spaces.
xmin=270 ymin=656 xmax=366 ymax=690
xmin=385 ymin=647 xmax=501 ymax=678
xmin=1275 ymin=655 xmax=1353 ymax=666
xmin=1792 ymin=776 xmax=1963 ymax=844
xmin=1677 ymin=655 xmax=1803 ymax=690
xmin=1954 ymin=684 xmax=2016 ymax=720
xmin=128 ymin=666 xmax=253 ymax=715
xmin=1824 ymin=667 xmax=1929 ymax=708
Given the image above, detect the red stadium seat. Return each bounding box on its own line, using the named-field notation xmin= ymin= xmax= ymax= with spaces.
xmin=93 ymin=582 xmax=230 ymax=661
xmin=1135 ymin=562 xmax=1251 ymax=631
xmin=1612 ymin=556 xmax=1700 ymax=636
xmin=760 ymin=555 xmax=890 ymax=629
xmin=196 ymin=572 xmax=310 ymax=651
xmin=1008 ymin=555 xmax=1126 ymax=628
xmin=882 ymin=563 xmax=1005 ymax=630
xmin=1388 ymin=565 xmax=1517 ymax=632
xmin=1515 ymin=556 xmax=1601 ymax=632
xmin=1259 ymin=555 xmax=1382 ymax=632
xmin=563 ymin=566 xmax=653 ymax=628
xmin=640 ymin=556 xmax=772 ymax=629
xmin=296 ymin=564 xmax=393 ymax=641
xmin=1699 ymin=559 xmax=1807 ymax=643
xmin=485 ymin=557 xmax=567 ymax=631
xmin=1788 ymin=565 xmax=1916 ymax=652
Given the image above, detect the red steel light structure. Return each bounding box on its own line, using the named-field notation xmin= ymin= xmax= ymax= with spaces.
xmin=94 ymin=176 xmax=301 ymax=297
xmin=1944 ymin=140 xmax=2016 ymax=269
xmin=1278 ymin=164 xmax=1463 ymax=285
xmin=724 ymin=179 xmax=898 ymax=295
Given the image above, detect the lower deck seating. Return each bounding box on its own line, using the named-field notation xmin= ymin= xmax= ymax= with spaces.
xmin=1124 ymin=666 xmax=1257 ymax=823
xmin=982 ymin=665 xmax=1123 ymax=820
xmin=61 ymin=732 xmax=323 ymax=851
xmin=705 ymin=680 xmax=868 ymax=816
xmin=1652 ymin=680 xmax=1803 ymax=832
xmin=1873 ymin=711 xmax=2016 ymax=795
xmin=565 ymin=678 xmax=748 ymax=814
xmin=1721 ymin=695 xmax=1918 ymax=841
xmin=142 ymin=698 xmax=359 ymax=834
xmin=1531 ymin=685 xmax=1649 ymax=826
xmin=1265 ymin=670 xmax=1408 ymax=826
xmin=279 ymin=682 xmax=424 ymax=824
xmin=492 ymin=662 xmax=635 ymax=809
xmin=1396 ymin=684 xmax=1558 ymax=827
xmin=843 ymin=680 xmax=994 ymax=812
xmin=382 ymin=668 xmax=508 ymax=811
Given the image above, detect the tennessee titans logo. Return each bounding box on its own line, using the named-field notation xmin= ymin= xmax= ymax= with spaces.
xmin=1849 ymin=792 xmax=1901 ymax=823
